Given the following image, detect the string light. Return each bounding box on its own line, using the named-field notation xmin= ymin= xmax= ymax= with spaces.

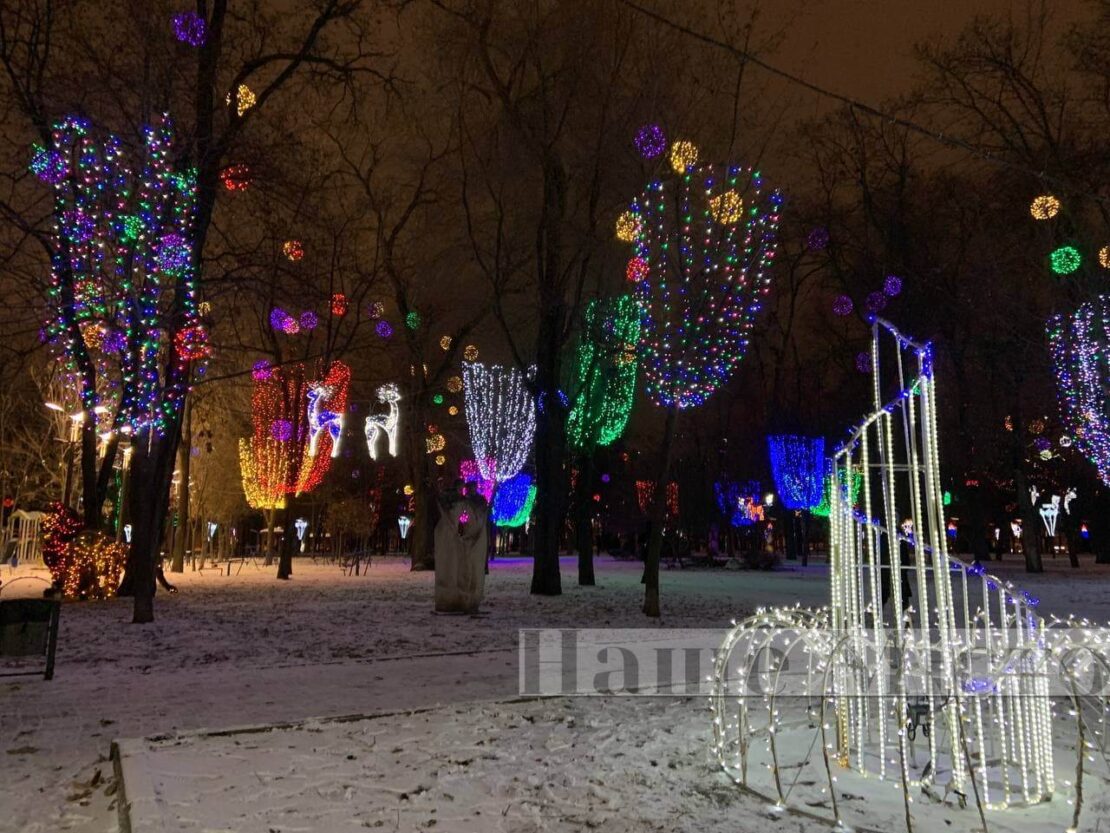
xmin=1099 ymin=246 xmax=1110 ymax=269
xmin=629 ymin=162 xmax=781 ymax=408
xmin=634 ymin=124 xmax=666 ymax=159
xmin=566 ymin=295 xmax=640 ymax=451
xmin=811 ymin=465 xmax=861 ymax=518
xmin=491 ymin=473 xmax=536 ymax=527
xmin=832 ymin=295 xmax=853 ymax=316
xmin=708 ymin=190 xmax=743 ymax=224
xmin=615 ymin=210 xmax=643 ymax=241
xmin=331 ymin=293 xmax=348 ymax=316
xmin=714 ymin=480 xmax=762 ymax=526
xmin=668 ymin=140 xmax=698 ymax=173
xmin=220 ymin=164 xmax=251 ymax=191
xmin=238 ymin=437 xmax=288 ymax=510
xmin=171 ymin=10 xmax=207 ymax=46
xmin=459 ymin=459 xmax=495 ymax=503
xmin=282 ymin=240 xmax=304 ymax=261
xmin=226 ymin=84 xmax=256 ymax=117
xmin=635 ymin=480 xmax=679 ymax=516
xmin=1029 ymin=194 xmax=1060 ymax=220
xmin=462 ymin=361 xmax=535 ymax=482
xmin=1050 ymin=245 xmax=1082 ymax=275
xmin=405 ymin=310 xmax=421 ymax=329
xmin=767 ymin=434 xmax=825 ymax=509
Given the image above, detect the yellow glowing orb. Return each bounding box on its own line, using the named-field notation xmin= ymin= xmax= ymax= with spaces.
xmin=709 ymin=190 xmax=744 ymax=224
xmin=446 ymin=375 xmax=463 ymax=393
xmin=435 ymin=454 xmax=446 ymax=466
xmin=403 ymin=484 xmax=414 ymax=496
xmin=1029 ymin=194 xmax=1060 ymax=220
xmin=615 ymin=210 xmax=642 ymax=242
xmin=81 ymin=323 xmax=105 ymax=350
xmin=448 ymin=405 xmax=459 ymax=416
xmin=199 ymin=301 xmax=212 ymax=316
xmin=426 ymin=433 xmax=446 ymax=453
xmin=463 ymin=345 xmax=479 ymax=361
xmin=440 ymin=335 xmax=452 ymax=351
xmin=669 ymin=140 xmax=698 ymax=173
xmin=1099 ymin=246 xmax=1110 ymax=269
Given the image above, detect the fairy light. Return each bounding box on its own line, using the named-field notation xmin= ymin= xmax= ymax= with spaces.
xmin=1099 ymin=246 xmax=1110 ymax=269
xmin=375 ymin=320 xmax=393 ymax=339
xmin=832 ymin=295 xmax=853 ymax=316
xmin=368 ymin=301 xmax=384 ymax=319
xmin=629 ymin=162 xmax=781 ymax=409
xmin=883 ymin=275 xmax=903 ymax=296
xmin=227 ymin=84 xmax=256 ymax=117
xmin=1029 ymin=194 xmax=1060 ymax=220
xmin=220 ymin=164 xmax=251 ymax=191
xmin=331 ymin=293 xmax=348 ymax=316
xmin=446 ymin=375 xmax=463 ymax=393
xmin=668 ymin=140 xmax=698 ymax=173
xmin=768 ymin=435 xmax=825 ymax=509
xmin=299 ymin=311 xmax=318 ymax=330
xmin=459 ymin=459 xmax=495 ymax=503
xmin=625 ymin=257 xmax=649 ymax=283
xmin=491 ymin=473 xmax=536 ymax=526
xmin=634 ymin=124 xmax=666 ymax=159
xmin=282 ymin=240 xmax=304 ymax=261
xmin=635 ymin=480 xmax=678 ymax=517
xmin=425 ymin=432 xmax=446 ymax=453
xmin=440 ymin=335 xmax=452 ymax=350
xmin=865 ymin=290 xmax=887 ymax=313
xmin=172 ymin=10 xmax=207 ymax=46
xmin=1050 ymin=245 xmax=1082 ymax=275
xmin=615 ymin=210 xmax=643 ymax=242
xmin=462 ymin=362 xmax=535 ymax=482
xmin=364 ymin=383 xmax=400 ymax=460
xmin=463 ymin=344 xmax=479 ymax=361
xmin=714 ymin=479 xmax=762 ymax=526
xmin=238 ymin=437 xmax=287 ymax=510
xmin=709 ymin=190 xmax=743 ymax=224
xmin=566 ymin=294 xmax=640 ymax=451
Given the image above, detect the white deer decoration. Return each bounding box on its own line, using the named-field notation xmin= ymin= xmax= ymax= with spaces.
xmin=365 ymin=383 xmax=401 ymax=460
xmin=306 ymin=384 xmax=344 ymax=458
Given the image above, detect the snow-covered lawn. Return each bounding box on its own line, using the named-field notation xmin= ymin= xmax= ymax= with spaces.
xmin=3 ymin=552 xmax=1110 ymax=833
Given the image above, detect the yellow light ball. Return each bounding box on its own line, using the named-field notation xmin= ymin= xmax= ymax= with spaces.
xmin=669 ymin=140 xmax=698 ymax=173
xmin=1099 ymin=246 xmax=1110 ymax=269
xmin=709 ymin=190 xmax=744 ymax=224
xmin=448 ymin=405 xmax=459 ymax=416
xmin=615 ymin=210 xmax=642 ymax=242
xmin=403 ymin=484 xmax=414 ymax=496
xmin=463 ymin=345 xmax=479 ymax=361
xmin=440 ymin=335 xmax=452 ymax=350
xmin=435 ymin=454 xmax=446 ymax=466
xmin=446 ymin=375 xmax=463 ymax=393
xmin=1030 ymin=194 xmax=1060 ymax=220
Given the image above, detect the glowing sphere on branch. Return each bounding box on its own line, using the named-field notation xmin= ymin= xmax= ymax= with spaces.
xmin=172 ymin=10 xmax=207 ymax=46
xmin=446 ymin=375 xmax=463 ymax=393
xmin=220 ymin=164 xmax=252 ymax=191
xmin=81 ymin=323 xmax=105 ymax=350
xmin=832 ymin=295 xmax=854 ymax=316
xmin=806 ymin=226 xmax=829 ymax=250
xmin=403 ymin=484 xmax=414 ymax=496
xmin=174 ymin=324 xmax=211 ymax=361
xmin=634 ymin=124 xmax=666 ymax=159
xmin=856 ymin=351 xmax=873 ymax=373
xmin=448 ymin=405 xmax=459 ymax=416
xmin=440 ymin=335 xmax=452 ymax=351
xmin=299 ymin=311 xmax=318 ymax=330
xmin=883 ymin=274 xmax=903 ymax=296
xmin=282 ymin=317 xmax=300 ymax=335
xmin=463 ymin=344 xmax=479 ymax=361
xmin=433 ymin=394 xmax=444 ymax=405
xmin=426 ymin=433 xmax=446 ymax=453
xmin=252 ymin=360 xmax=272 ymax=381
xmin=29 ymin=144 xmax=66 ymax=183
xmin=435 ymin=454 xmax=446 ymax=466
xmin=625 ymin=257 xmax=649 ymax=283
xmin=405 ymin=311 xmax=421 ymax=329
xmin=368 ymin=301 xmax=384 ymax=319
xmin=1099 ymin=246 xmax=1110 ymax=269
xmin=331 ymin=293 xmax=348 ymax=316
xmin=1030 ymin=194 xmax=1060 ymax=220
xmin=375 ymin=320 xmax=393 ymax=339
xmin=709 ymin=190 xmax=744 ymax=224
xmin=155 ymin=233 xmax=191 ymax=274
xmin=864 ymin=291 xmax=887 ymax=314
xmin=227 ymin=84 xmax=256 ymax=117
xmin=668 ymin=140 xmax=698 ymax=173
xmin=282 ymin=240 xmax=304 ymax=261
xmin=615 ymin=210 xmax=642 ymax=242
xmin=271 ymin=419 xmax=293 ymax=442
xmin=270 ymin=308 xmax=291 ymax=332
xmin=1050 ymin=246 xmax=1082 ymax=275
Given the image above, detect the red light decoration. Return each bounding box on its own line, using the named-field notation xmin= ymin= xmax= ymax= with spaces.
xmin=635 ymin=480 xmax=679 ymax=517
xmin=331 ymin=293 xmax=348 ymax=316
xmin=626 ymin=257 xmax=649 ymax=283
xmin=174 ymin=323 xmax=211 ymax=361
xmin=220 ymin=164 xmax=252 ymax=191
xmin=283 ymin=240 xmax=304 ymax=261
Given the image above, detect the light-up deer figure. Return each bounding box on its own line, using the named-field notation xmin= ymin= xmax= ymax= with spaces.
xmin=364 ymin=383 xmax=401 ymax=460
xmin=306 ymin=384 xmax=344 ymax=458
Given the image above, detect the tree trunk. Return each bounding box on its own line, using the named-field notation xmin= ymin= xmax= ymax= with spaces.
xmin=409 ymin=482 xmax=435 ymax=570
xmin=1015 ymin=467 xmax=1043 ymax=573
xmin=263 ymin=507 xmax=275 ymax=566
xmin=277 ymin=501 xmax=295 ymax=579
xmin=530 ymin=390 xmax=565 ymax=595
xmin=575 ymin=454 xmax=596 ymax=586
xmin=642 ymin=407 xmax=679 ymax=618
xmin=170 ymin=404 xmax=191 ymax=572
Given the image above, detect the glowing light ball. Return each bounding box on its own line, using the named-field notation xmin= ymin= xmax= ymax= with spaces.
xmin=270 ymin=308 xmax=291 ymax=331
xmin=446 ymin=375 xmax=463 ymax=393
xmin=299 ymin=311 xmax=318 ymax=330
xmin=282 ymin=317 xmax=300 ymax=335
xmin=440 ymin=335 xmax=452 ymax=350
xmin=435 ymin=455 xmax=446 ymax=466
xmin=405 ymin=310 xmax=421 ymax=329
xmin=448 ymin=405 xmax=459 ymax=416
xmin=172 ymin=10 xmax=207 ymax=46
xmin=174 ymin=323 xmax=211 ymax=360
xmin=1050 ymin=245 xmax=1082 ymax=275
xmin=81 ymin=322 xmax=104 ymax=350
xmin=375 ymin=320 xmax=393 ymax=339
xmin=1029 ymin=194 xmax=1060 ymax=220
xmin=155 ymin=233 xmax=191 ymax=274
xmin=228 ymin=84 xmax=256 ymax=117
xmin=220 ymin=164 xmax=252 ymax=191
xmin=271 ymin=419 xmax=293 ymax=441
xmin=668 ymin=140 xmax=698 ymax=173
xmin=433 ymin=393 xmax=444 ymax=405
xmin=29 ymin=144 xmax=66 ymax=183
xmin=102 ymin=329 xmax=126 ymax=353
xmin=626 ymin=256 xmax=649 ymax=283
xmin=615 ymin=210 xmax=642 ymax=242
xmin=709 ymin=190 xmax=744 ymax=224
xmin=883 ymin=274 xmax=903 ymax=296
xmin=1099 ymin=246 xmax=1110 ymax=269
xmin=252 ymin=360 xmax=272 ymax=381
xmin=426 ymin=433 xmax=446 ymax=453
xmin=1033 ymin=437 xmax=1051 ymax=452
xmin=463 ymin=344 xmax=479 ymax=361
xmin=282 ymin=240 xmax=304 ymax=261
xmin=832 ymin=295 xmax=854 ymax=316
xmin=864 ymin=291 xmax=887 ymax=314
xmin=119 ymin=214 xmax=144 ymax=242
xmin=368 ymin=301 xmax=384 ymax=319
xmin=856 ymin=351 xmax=872 ymax=373
xmin=199 ymin=301 xmax=211 ymax=316
xmin=806 ymin=226 xmax=829 ymax=250
xmin=331 ymin=293 xmax=348 ymax=316
xmin=403 ymin=484 xmax=414 ymax=496
xmin=634 ymin=124 xmax=666 ymax=159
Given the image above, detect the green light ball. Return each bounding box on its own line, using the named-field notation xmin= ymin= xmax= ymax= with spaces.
xmin=1050 ymin=245 xmax=1082 ymax=276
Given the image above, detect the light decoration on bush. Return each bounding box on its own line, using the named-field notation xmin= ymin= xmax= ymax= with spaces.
xmin=364 ymin=383 xmax=401 ymax=460
xmin=634 ymin=123 xmax=666 ymax=159
xmin=668 ymin=140 xmax=698 ymax=173
xmin=708 ymin=190 xmax=743 ymax=224
xmin=832 ymin=295 xmax=853 ymax=316
xmin=567 ymin=294 xmax=640 ymax=452
xmin=1029 ymin=194 xmax=1060 ymax=220
xmin=491 ymin=473 xmax=536 ymax=527
xmin=172 ymin=10 xmax=207 ymax=46
xmin=459 ymin=459 xmax=495 ymax=503
xmin=38 ymin=114 xmax=203 ymax=435
xmin=227 ymin=84 xmax=256 ymax=117
xmin=220 ymin=164 xmax=252 ymax=191
xmin=1099 ymin=245 xmax=1110 ymax=269
xmin=282 ymin=240 xmax=304 ymax=261
xmin=1050 ymin=245 xmax=1082 ymax=275
xmin=627 ymin=162 xmax=781 ymax=408
xmin=1048 ymin=296 xmax=1110 ymax=486
xmin=462 ymin=362 xmax=535 ymax=482
xmin=767 ymin=434 xmax=825 ymax=510
xmin=463 ymin=344 xmax=479 ymax=361
xmin=615 ymin=210 xmax=642 ymax=242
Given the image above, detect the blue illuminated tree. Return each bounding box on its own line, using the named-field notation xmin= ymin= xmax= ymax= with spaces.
xmin=767 ymin=434 xmax=825 ymax=564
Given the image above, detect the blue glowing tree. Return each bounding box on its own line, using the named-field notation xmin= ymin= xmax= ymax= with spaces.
xmin=768 ymin=434 xmax=825 ymax=563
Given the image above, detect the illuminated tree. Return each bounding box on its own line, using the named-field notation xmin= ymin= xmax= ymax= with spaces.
xmin=626 ymin=159 xmax=781 ymax=616
xmin=238 ymin=436 xmax=288 ymax=565
xmin=565 ymin=294 xmax=640 ymax=584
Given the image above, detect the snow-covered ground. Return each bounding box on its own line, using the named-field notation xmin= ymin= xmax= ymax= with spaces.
xmin=3 ymin=552 xmax=1110 ymax=833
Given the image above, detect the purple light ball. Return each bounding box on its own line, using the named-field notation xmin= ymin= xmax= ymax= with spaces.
xmin=832 ymin=295 xmax=854 ymax=316
xmin=281 ymin=317 xmax=300 ymax=335
xmin=155 ymin=233 xmax=190 ymax=273
xmin=807 ymin=226 xmax=829 ymax=250
xmin=251 ymin=360 xmax=272 ymax=381
xmin=269 ymin=308 xmax=289 ymax=331
xmin=601 ymin=473 xmax=611 ymax=484
xmin=172 ymin=11 xmax=207 ymax=47
xmin=299 ymin=311 xmax=318 ymax=330
xmin=883 ymin=274 xmax=903 ymax=297
xmin=102 ymin=329 xmax=126 ymax=354
xmin=1033 ymin=437 xmax=1052 ymax=452
xmin=271 ymin=419 xmax=293 ymax=442
xmin=376 ymin=320 xmax=393 ymax=339
xmin=30 ymin=147 xmax=66 ymax=184
xmin=634 ymin=124 xmax=666 ymax=160
xmin=856 ymin=352 xmax=873 ymax=374
xmin=864 ymin=291 xmax=887 ymax=314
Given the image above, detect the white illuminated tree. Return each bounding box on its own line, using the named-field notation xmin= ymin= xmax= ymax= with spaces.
xmin=462 ymin=362 xmax=536 ymax=484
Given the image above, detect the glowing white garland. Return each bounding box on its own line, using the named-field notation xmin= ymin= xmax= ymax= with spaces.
xmin=462 ymin=362 xmax=536 ymax=482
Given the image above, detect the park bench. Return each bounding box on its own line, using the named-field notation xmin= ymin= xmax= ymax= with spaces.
xmin=0 ymin=579 xmax=60 ymax=681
